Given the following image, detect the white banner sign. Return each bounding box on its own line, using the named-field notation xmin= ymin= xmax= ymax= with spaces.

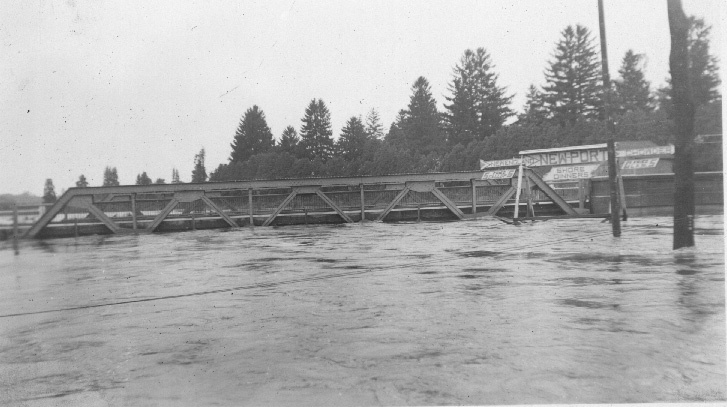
xmin=621 ymin=158 xmax=659 ymax=170
xmin=480 ymin=158 xmax=521 ymax=169
xmin=481 ymin=169 xmax=516 ymax=179
xmin=542 ymin=164 xmax=600 ymax=181
xmin=523 ymin=149 xmax=607 ymax=167
xmin=616 ymin=145 xmax=674 ymax=158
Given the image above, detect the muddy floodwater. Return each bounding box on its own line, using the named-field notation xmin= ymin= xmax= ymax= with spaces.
xmin=0 ymin=216 xmax=724 ymax=406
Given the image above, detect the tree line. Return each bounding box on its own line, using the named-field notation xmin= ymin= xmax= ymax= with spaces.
xmin=42 ymin=18 xmax=720 ymax=202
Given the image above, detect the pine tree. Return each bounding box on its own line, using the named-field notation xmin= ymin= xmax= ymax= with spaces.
xmin=103 ymin=167 xmax=119 ymax=186
xmin=613 ymin=50 xmax=652 ymax=115
xmin=135 ymin=172 xmax=152 ymax=185
xmin=337 ymin=116 xmax=369 ymax=160
xmin=171 ymin=168 xmax=181 ymax=184
xmin=43 ymin=179 xmax=56 ymax=203
xmin=365 ymin=108 xmax=384 ymax=140
xmin=402 ymin=76 xmax=445 ymax=154
xmin=543 ymin=25 xmax=603 ymax=125
xmin=75 ymin=174 xmax=88 ymax=188
xmin=230 ymin=105 xmax=274 ymax=163
xmin=191 ymin=148 xmax=207 ymax=183
xmin=278 ymin=126 xmax=301 ymax=157
xmin=299 ymin=99 xmax=334 ymax=161
xmin=657 ymin=16 xmax=721 ymax=112
xmin=444 ymin=48 xmax=513 ymax=146
xmin=517 ymin=84 xmax=549 ymax=124
xmin=155 ymin=178 xmax=166 ymax=184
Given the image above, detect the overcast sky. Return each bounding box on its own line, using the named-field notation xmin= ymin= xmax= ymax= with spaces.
xmin=1 ymin=0 xmax=723 ymax=195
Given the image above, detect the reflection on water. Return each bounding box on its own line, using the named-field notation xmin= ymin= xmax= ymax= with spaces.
xmin=0 ymin=216 xmax=724 ymax=405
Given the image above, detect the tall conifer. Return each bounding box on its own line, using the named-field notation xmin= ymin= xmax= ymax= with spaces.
xmin=299 ymin=99 xmax=334 ymax=161
xmin=230 ymin=105 xmax=274 ymax=163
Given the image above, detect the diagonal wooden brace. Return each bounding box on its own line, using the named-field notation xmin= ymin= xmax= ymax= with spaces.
xmin=24 ymin=193 xmax=75 ymax=238
xmin=87 ymin=204 xmax=121 ymax=233
xmin=262 ymin=191 xmax=297 ymax=226
xmin=315 ymin=191 xmax=353 ymax=223
xmin=201 ymin=196 xmax=240 ymax=229
xmin=431 ymin=188 xmax=465 ymax=220
xmin=376 ymin=187 xmax=410 ymax=221
xmin=148 ymin=199 xmax=180 ymax=232
xmin=525 ymin=169 xmax=577 ymax=215
xmin=487 ymin=186 xmax=517 ymax=216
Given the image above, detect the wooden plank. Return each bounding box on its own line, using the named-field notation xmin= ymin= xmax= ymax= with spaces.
xmin=315 ymin=191 xmax=354 ymax=223
xmin=248 ymin=188 xmax=254 ymax=227
xmin=86 ymin=204 xmax=121 ymax=233
xmin=525 ymin=169 xmax=578 ymax=215
xmin=359 ymin=184 xmax=365 ymax=222
xmin=201 ymin=196 xmax=240 ymax=229
xmin=487 ymin=186 xmax=517 ymax=216
xmin=430 ymin=188 xmax=465 ymax=220
xmin=262 ymin=191 xmax=297 ymax=227
xmin=376 ymin=187 xmax=410 ymax=221
xmin=471 ymin=179 xmax=477 ymax=214
xmin=147 ymin=199 xmax=180 ymax=232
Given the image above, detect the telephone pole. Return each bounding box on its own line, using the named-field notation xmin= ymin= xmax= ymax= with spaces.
xmin=597 ymin=0 xmax=621 ymax=237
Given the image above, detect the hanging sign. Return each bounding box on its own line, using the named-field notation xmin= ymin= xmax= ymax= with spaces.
xmin=616 ymin=145 xmax=674 ymax=158
xmin=621 ymin=158 xmax=660 ymax=170
xmin=542 ymin=164 xmax=600 ymax=181
xmin=480 ymin=158 xmax=521 ymax=169
xmin=481 ymin=169 xmax=517 ymax=179
xmin=520 ymin=144 xmax=608 ymax=167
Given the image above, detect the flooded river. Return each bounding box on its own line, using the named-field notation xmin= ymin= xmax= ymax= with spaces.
xmin=0 ymin=216 xmax=724 ymax=405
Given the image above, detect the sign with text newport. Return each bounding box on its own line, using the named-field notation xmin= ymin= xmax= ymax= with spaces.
xmin=520 ymin=144 xmax=608 ymax=167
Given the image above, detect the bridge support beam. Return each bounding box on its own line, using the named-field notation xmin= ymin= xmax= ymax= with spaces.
xmin=487 ymin=187 xmax=517 ymax=216
xmin=525 ymin=169 xmax=577 ymax=215
xmin=377 ymin=187 xmax=410 ymax=221
xmin=148 ymin=199 xmax=180 ymax=232
xmin=431 ymin=188 xmax=465 ymax=220
xmin=86 ymin=204 xmax=122 ymax=234
xmin=315 ymin=190 xmax=354 ymax=223
xmin=201 ymin=196 xmax=240 ymax=229
xmin=263 ymin=191 xmax=297 ymax=227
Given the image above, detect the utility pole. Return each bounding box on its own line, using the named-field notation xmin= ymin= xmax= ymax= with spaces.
xmin=597 ymin=0 xmax=621 ymax=237
xmin=667 ymin=0 xmax=696 ymax=249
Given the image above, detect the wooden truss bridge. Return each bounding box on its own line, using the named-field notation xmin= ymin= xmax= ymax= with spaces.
xmin=25 ymin=170 xmax=592 ymax=239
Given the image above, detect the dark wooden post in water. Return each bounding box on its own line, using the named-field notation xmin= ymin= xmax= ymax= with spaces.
xmin=12 ymin=203 xmax=19 ymax=255
xmin=131 ymin=193 xmax=138 ymax=231
xmin=248 ymin=188 xmax=254 ymax=227
xmin=471 ymin=179 xmax=477 ymax=215
xmin=359 ymin=184 xmax=365 ymax=222
xmin=598 ymin=0 xmax=621 ymax=237
xmin=667 ymin=0 xmax=696 ymax=249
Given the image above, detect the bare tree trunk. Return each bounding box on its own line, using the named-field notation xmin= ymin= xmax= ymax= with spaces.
xmin=667 ymin=0 xmax=696 ymax=249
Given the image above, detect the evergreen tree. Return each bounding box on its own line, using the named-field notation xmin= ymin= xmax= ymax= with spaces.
xmin=230 ymin=105 xmax=274 ymax=163
xmin=75 ymin=174 xmax=88 ymax=188
xmin=365 ymin=108 xmax=384 ymax=140
xmin=613 ymin=50 xmax=652 ymax=115
xmin=278 ymin=126 xmax=301 ymax=157
xmin=444 ymin=48 xmax=513 ymax=146
xmin=191 ymin=148 xmax=207 ymax=183
xmin=517 ymin=84 xmax=549 ymax=124
xmin=299 ymin=99 xmax=334 ymax=161
xmin=135 ymin=172 xmax=152 ymax=185
xmin=155 ymin=178 xmax=166 ymax=184
xmin=43 ymin=179 xmax=56 ymax=203
xmin=402 ymin=76 xmax=445 ymax=154
xmin=543 ymin=25 xmax=603 ymax=125
xmin=103 ymin=166 xmax=119 ymax=186
xmin=171 ymin=168 xmax=181 ymax=184
xmin=657 ymin=16 xmax=721 ymax=112
xmin=337 ymin=116 xmax=369 ymax=161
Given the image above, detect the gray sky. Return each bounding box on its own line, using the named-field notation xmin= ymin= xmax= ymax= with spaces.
xmin=1 ymin=0 xmax=722 ymax=195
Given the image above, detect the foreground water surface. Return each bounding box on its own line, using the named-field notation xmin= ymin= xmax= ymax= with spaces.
xmin=0 ymin=216 xmax=724 ymax=406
